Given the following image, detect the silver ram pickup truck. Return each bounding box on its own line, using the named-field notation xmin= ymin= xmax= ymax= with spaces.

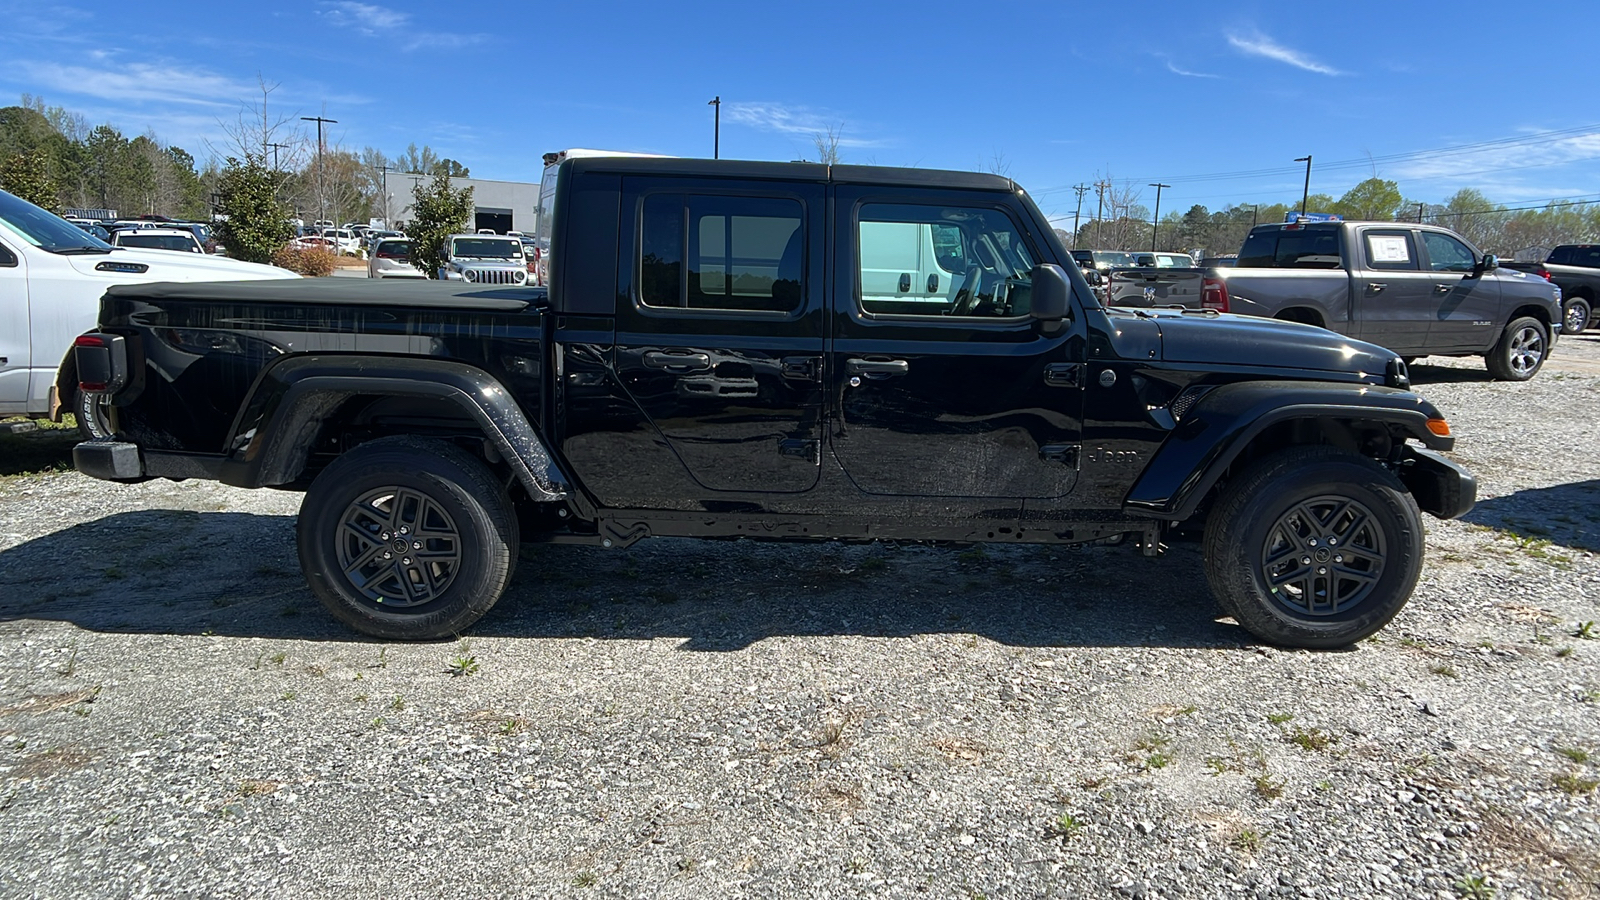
xmin=1107 ymin=221 xmax=1564 ymax=381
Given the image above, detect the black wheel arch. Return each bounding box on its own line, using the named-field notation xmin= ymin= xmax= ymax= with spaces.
xmin=218 ymin=354 xmax=569 ymax=503
xmin=1122 ymin=380 xmax=1453 ymax=523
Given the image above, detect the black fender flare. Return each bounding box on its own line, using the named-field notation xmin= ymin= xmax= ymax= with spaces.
xmin=1122 ymin=380 xmax=1451 ymax=521
xmin=218 ymin=354 xmax=568 ymax=502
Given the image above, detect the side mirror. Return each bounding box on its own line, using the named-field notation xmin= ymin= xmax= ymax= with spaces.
xmin=1480 ymin=253 xmax=1499 ymax=271
xmin=1031 ymin=263 xmax=1070 ymax=321
xmin=1082 ymin=268 xmax=1103 ymax=286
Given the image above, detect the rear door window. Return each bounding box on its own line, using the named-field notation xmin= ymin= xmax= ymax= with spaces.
xmin=1362 ymin=230 xmax=1419 ymax=271
xmin=640 ymin=194 xmax=803 ymax=313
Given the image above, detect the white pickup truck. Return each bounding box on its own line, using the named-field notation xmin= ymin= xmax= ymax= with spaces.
xmin=0 ymin=189 xmax=297 ymax=437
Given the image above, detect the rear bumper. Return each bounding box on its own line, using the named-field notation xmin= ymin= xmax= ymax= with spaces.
xmin=1398 ymin=446 xmax=1476 ymax=520
xmin=74 ymin=441 xmax=224 ymax=482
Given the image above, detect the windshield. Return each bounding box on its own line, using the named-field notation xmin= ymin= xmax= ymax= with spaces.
xmin=451 ymin=238 xmax=521 ymax=259
xmin=0 ymin=189 xmax=113 ymax=253
xmin=118 ymin=234 xmax=201 ymax=252
xmin=1095 ymin=251 xmax=1136 ymax=267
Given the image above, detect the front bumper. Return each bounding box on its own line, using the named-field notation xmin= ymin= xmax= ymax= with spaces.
xmin=1398 ymin=446 xmax=1476 ymax=520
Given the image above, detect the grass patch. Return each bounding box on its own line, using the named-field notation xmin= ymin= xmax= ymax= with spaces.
xmin=1430 ymin=663 xmax=1459 ymax=678
xmin=1553 ymin=773 xmax=1598 ymax=794
xmin=1253 ymin=775 xmax=1285 ymax=800
xmin=1048 ymin=812 xmax=1084 ymax=839
xmin=1287 ymin=727 xmax=1336 ymax=752
xmin=1554 ymin=746 xmax=1589 ymax=763
xmin=0 ymin=419 xmax=79 ymax=478
xmin=1266 ymin=712 xmax=1294 ymax=725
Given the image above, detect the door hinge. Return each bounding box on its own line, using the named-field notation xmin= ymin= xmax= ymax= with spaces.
xmin=1044 ymin=363 xmax=1082 ymax=388
xmin=778 ymin=438 xmax=820 ymax=463
xmin=1040 ymin=444 xmax=1081 ymax=469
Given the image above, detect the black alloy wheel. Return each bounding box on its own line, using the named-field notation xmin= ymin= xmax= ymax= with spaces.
xmin=335 ymin=486 xmax=465 ymax=608
xmin=298 ymin=435 xmax=518 ymax=640
xmin=1203 ymin=446 xmax=1422 ymax=649
xmin=1259 ymin=495 xmax=1386 ymax=617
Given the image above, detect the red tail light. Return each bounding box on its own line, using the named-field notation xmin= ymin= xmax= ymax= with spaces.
xmin=1535 ymin=266 xmax=1551 ymax=281
xmin=75 ymin=334 xmax=107 ymax=348
xmin=1201 ymin=277 xmax=1230 ymax=313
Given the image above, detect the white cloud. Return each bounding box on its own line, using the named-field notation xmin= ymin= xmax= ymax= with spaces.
xmin=22 ymin=60 xmax=259 ymax=107
xmin=322 ymin=2 xmax=410 ymax=34
xmin=1166 ymin=61 xmax=1219 ymax=79
xmin=1388 ymin=131 xmax=1600 ymax=187
xmin=1226 ymin=31 xmax=1342 ymax=75
xmin=724 ymin=102 xmax=885 ymax=148
xmin=319 ymin=2 xmax=481 ymax=50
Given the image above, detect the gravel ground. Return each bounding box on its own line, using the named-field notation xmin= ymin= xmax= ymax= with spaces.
xmin=1 ymin=335 xmax=1597 ymax=900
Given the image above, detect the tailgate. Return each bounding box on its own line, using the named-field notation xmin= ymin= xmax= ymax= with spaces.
xmin=1107 ymin=267 xmax=1206 ymax=309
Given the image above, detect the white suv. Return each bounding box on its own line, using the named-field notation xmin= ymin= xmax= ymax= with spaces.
xmin=110 ymin=228 xmax=206 ymax=254
xmin=438 ymin=234 xmax=527 ymax=284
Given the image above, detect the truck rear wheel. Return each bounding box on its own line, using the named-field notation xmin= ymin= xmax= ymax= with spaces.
xmin=1563 ymin=298 xmax=1590 ymax=335
xmin=1484 ymin=316 xmax=1548 ymax=381
xmin=1203 ymin=446 xmax=1423 ymax=649
xmin=297 ymin=435 xmax=518 ymax=640
xmin=74 ymin=390 xmax=114 ymax=441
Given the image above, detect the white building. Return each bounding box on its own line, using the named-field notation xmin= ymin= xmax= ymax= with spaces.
xmin=381 ymin=175 xmax=541 ymax=235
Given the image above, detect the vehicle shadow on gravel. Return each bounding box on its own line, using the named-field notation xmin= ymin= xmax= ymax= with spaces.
xmin=1460 ymin=479 xmax=1600 ymax=553
xmin=1405 ymin=362 xmax=1493 ymax=385
xmin=0 ymin=510 xmax=1253 ymax=650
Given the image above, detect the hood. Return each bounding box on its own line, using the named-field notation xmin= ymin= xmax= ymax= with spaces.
xmin=1129 ymin=308 xmax=1399 ymax=379
xmin=67 ymin=248 xmax=298 ymax=282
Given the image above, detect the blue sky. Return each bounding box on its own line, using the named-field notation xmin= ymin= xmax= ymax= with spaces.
xmin=3 ymin=0 xmax=1598 ymax=227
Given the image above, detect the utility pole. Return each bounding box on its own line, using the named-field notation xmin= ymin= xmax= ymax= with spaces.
xmin=1148 ymin=183 xmax=1170 ymax=252
xmin=1294 ymin=155 xmax=1313 ymax=217
xmin=266 ymin=142 xmax=289 ymax=171
xmin=1250 ymin=204 xmax=1258 ymax=226
xmin=1416 ymin=202 xmax=1425 ymax=223
xmin=708 ymin=96 xmax=721 ymax=159
xmin=1071 ymin=184 xmax=1089 ymax=249
xmin=1093 ymin=180 xmax=1107 ymax=249
xmin=301 ymin=113 xmax=337 ymax=226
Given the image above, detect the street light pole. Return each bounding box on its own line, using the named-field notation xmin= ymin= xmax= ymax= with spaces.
xmin=379 ymin=164 xmax=396 ymax=226
xmin=266 ymin=141 xmax=288 ymax=171
xmin=708 ymin=96 xmax=721 ymax=159
xmin=1294 ymin=155 xmax=1313 ymax=217
xmin=1148 ymin=183 xmax=1170 ymax=252
xmin=301 ymin=114 xmax=337 ymax=226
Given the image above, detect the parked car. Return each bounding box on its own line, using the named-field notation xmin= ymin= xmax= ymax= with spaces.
xmin=1132 ymin=252 xmax=1197 ymax=268
xmin=1070 ymin=249 xmax=1137 ymax=272
xmin=73 ymin=157 xmax=1474 ymax=650
xmin=1501 ymin=244 xmax=1600 ymax=334
xmin=368 ymin=239 xmax=424 ymax=278
xmin=438 ymin=233 xmax=527 ymax=284
xmin=1104 ymin=221 xmax=1564 ymax=381
xmin=72 ymin=221 xmax=112 ymax=243
xmin=288 ymin=236 xmax=337 ymax=252
xmin=320 ymin=228 xmax=362 ymax=255
xmin=110 ymin=228 xmax=206 ymax=254
xmin=0 ymin=187 xmax=296 ymax=439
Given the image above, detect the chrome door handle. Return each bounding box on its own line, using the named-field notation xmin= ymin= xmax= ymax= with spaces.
xmin=1367 ymin=283 xmax=1387 ymax=294
xmin=1433 ymin=284 xmax=1452 ymax=294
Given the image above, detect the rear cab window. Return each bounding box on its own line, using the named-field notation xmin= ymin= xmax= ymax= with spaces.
xmin=1237 ymin=226 xmax=1343 ymax=268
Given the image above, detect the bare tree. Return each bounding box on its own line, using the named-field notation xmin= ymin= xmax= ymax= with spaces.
xmin=211 ymin=77 xmax=307 ymax=174
xmin=983 ymin=151 xmax=1012 ymax=178
xmin=812 ymin=124 xmax=842 ymax=166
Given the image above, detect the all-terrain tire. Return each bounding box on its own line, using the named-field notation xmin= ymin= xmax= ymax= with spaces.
xmin=1484 ymin=316 xmax=1549 ymax=381
xmin=297 ymin=435 xmax=518 ymax=640
xmin=74 ymin=390 xmax=114 ymax=441
xmin=1203 ymin=446 xmax=1423 ymax=649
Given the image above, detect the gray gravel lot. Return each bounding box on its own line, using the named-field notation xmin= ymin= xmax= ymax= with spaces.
xmin=2 ymin=336 xmax=1598 ymax=899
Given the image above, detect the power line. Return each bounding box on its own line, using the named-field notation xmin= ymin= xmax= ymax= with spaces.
xmin=1031 ymin=123 xmax=1600 ymax=198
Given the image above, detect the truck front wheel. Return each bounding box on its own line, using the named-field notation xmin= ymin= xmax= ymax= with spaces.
xmin=298 ymin=435 xmax=519 ymax=640
xmin=1485 ymin=316 xmax=1548 ymax=381
xmin=1202 ymin=446 xmax=1423 ymax=649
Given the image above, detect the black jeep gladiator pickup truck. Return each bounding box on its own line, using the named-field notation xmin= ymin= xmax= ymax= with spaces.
xmin=72 ymin=157 xmax=1475 ymax=648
